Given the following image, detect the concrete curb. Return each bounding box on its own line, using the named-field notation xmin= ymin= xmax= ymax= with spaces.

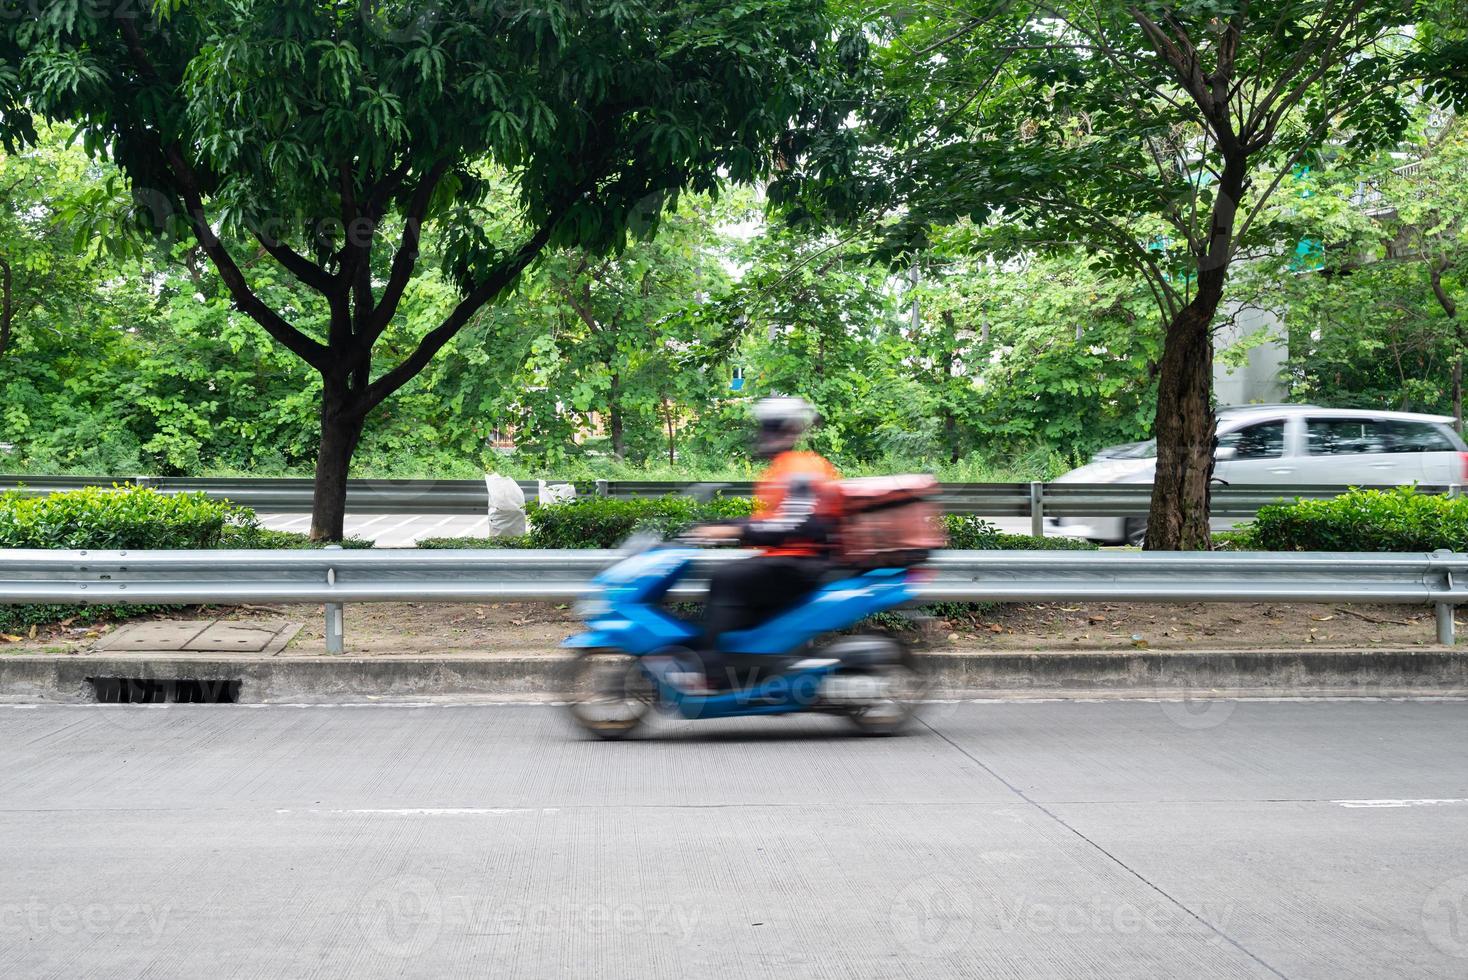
xmin=2 ymin=647 xmax=1466 ymax=703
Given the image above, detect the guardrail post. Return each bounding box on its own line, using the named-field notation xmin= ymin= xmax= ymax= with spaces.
xmin=324 ymin=544 xmax=344 ymax=655
xmin=1029 ymin=481 xmax=1044 ymax=538
xmin=1437 ymin=603 xmax=1455 ymax=645
xmin=596 ymin=479 xmax=609 ymax=498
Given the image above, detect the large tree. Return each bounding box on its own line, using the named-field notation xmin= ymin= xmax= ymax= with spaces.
xmin=3 ymin=0 xmax=830 ymax=537
xmin=780 ymin=0 xmax=1462 ymax=547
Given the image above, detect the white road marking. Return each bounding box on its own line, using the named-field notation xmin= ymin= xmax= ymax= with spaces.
xmin=372 ymin=515 xmax=432 ymax=546
xmin=415 ymin=515 xmax=460 ymax=539
xmin=343 ymin=514 xmax=394 ymax=531
xmin=275 ymin=807 xmax=561 ymax=816
xmin=1333 ymin=798 xmax=1468 ymax=808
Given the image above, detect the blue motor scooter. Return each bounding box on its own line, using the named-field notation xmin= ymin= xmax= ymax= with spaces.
xmin=563 ymin=535 xmax=929 ymax=738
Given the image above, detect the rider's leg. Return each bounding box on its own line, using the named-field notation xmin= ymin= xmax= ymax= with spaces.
xmin=700 ymin=557 xmax=824 ymax=689
xmin=699 ymin=558 xmax=766 ymax=689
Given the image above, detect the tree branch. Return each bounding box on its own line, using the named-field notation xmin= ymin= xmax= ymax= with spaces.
xmin=361 ymin=159 xmax=450 ymax=352
xmin=0 ymin=256 xmax=11 ymax=357
xmin=115 ymin=15 xmax=330 ymax=371
xmin=358 ymin=212 xmax=564 ymax=414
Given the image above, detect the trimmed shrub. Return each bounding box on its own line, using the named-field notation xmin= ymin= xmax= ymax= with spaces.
xmin=220 ymin=525 xmax=374 ymax=550
xmin=1245 ymin=486 xmax=1468 ymax=552
xmin=0 ymin=486 xmax=371 ymax=633
xmin=524 ymin=495 xmax=753 ymax=549
xmin=416 ymin=506 xmax=1097 ymax=552
xmin=0 ymin=487 xmax=245 ymax=633
xmin=417 ymin=534 xmax=531 ymax=549
xmin=0 ymin=486 xmax=242 ymax=549
xmin=941 ymin=514 xmax=1098 ymax=551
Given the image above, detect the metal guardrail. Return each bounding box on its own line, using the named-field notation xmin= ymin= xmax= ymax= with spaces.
xmin=3 ymin=548 xmax=1465 ymax=652
xmin=0 ymin=475 xmax=1454 ymax=528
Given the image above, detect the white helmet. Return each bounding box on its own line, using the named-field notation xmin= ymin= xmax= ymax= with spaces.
xmin=753 ymin=396 xmax=818 ymax=435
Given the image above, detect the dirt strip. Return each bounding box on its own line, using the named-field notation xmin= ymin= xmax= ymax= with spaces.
xmin=2 ymin=599 xmax=1451 ymax=657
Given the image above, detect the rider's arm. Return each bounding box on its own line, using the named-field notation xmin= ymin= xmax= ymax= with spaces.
xmin=737 ymin=476 xmax=834 ymax=547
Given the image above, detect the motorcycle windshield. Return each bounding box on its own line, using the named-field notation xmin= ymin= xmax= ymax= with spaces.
xmin=595 ymin=547 xmax=698 ymax=602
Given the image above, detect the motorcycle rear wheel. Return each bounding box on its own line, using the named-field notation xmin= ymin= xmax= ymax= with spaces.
xmin=566 ymin=650 xmax=655 ymax=739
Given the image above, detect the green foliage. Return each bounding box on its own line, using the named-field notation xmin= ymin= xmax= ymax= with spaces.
xmin=1 ymin=0 xmax=839 ymax=538
xmin=417 ymin=507 xmax=1096 ymax=552
xmin=524 ymin=496 xmax=754 ymax=549
xmin=1245 ymin=487 xmax=1468 ymax=553
xmin=219 ymin=525 xmax=375 ymax=550
xmin=0 ymin=486 xmax=242 ymax=633
xmin=422 ymin=497 xmax=753 ymax=550
xmin=416 ymin=535 xmax=532 ymax=550
xmin=0 ymin=487 xmax=372 ymax=632
xmin=0 ymin=487 xmax=242 ymax=549
xmin=942 ymin=515 xmax=1098 ymax=552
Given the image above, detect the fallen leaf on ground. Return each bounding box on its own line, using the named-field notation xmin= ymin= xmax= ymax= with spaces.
xmin=1 ymin=634 xmax=22 ymax=643
xmin=1310 ymin=615 xmax=1334 ymax=622
xmin=988 ymin=624 xmax=1004 ymax=633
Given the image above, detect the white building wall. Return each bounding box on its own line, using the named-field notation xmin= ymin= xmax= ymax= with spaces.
xmin=1213 ymin=304 xmax=1287 ymax=406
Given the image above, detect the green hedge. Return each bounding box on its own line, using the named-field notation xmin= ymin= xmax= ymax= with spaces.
xmin=0 ymin=486 xmax=370 ymax=633
xmin=1243 ymin=486 xmax=1468 ymax=552
xmin=422 ymin=495 xmax=755 ymax=550
xmin=0 ymin=486 xmax=241 ymax=549
xmin=1 ymin=487 xmax=245 ymax=633
xmin=942 ymin=515 xmax=1098 ymax=551
xmin=420 ymin=502 xmax=1097 ymax=552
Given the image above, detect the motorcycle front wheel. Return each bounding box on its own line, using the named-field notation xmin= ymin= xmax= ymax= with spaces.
xmin=844 ymin=659 xmax=927 ymax=736
xmin=566 ymin=650 xmax=656 ymax=739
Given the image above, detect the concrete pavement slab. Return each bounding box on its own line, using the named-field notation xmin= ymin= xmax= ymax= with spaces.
xmin=1 ymin=700 xmax=1465 ymax=978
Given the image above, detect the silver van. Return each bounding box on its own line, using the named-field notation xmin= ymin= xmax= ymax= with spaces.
xmin=1049 ymin=405 xmax=1468 ymax=544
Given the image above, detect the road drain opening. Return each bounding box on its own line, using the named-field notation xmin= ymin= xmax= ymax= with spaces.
xmin=87 ymin=677 xmax=242 ymax=704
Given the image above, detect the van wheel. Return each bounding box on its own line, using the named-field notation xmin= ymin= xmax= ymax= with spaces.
xmin=1124 ymin=518 xmax=1148 ymax=547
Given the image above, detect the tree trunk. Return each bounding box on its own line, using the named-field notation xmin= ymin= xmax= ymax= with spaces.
xmin=608 ymin=373 xmax=625 ymax=458
xmin=940 ymin=310 xmax=959 ymax=463
xmin=663 ymin=398 xmax=676 ymax=466
xmin=309 ymin=381 xmax=365 ymax=541
xmin=0 ymin=257 xmax=12 ymax=358
xmin=1430 ymin=262 xmax=1461 ymax=434
xmin=1144 ymin=151 xmax=1246 ymax=551
xmin=1455 ymin=355 xmax=1463 ymax=437
xmin=1145 ymin=301 xmax=1217 ymax=550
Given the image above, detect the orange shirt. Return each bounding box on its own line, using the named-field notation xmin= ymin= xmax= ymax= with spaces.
xmin=752 ymin=451 xmax=842 ymax=557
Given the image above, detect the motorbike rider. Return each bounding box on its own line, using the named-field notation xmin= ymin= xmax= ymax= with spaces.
xmin=685 ymin=396 xmax=842 ymax=690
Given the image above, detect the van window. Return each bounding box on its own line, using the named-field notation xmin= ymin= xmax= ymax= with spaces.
xmin=1307 ymin=419 xmax=1382 ymax=455
xmin=1217 ymin=420 xmax=1285 ymax=460
xmin=1380 ymin=420 xmax=1457 ymax=453
xmin=1308 ymin=418 xmax=1457 ymax=455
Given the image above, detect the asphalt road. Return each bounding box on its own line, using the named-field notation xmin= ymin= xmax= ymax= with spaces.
xmin=256 ymin=512 xmax=1049 ymax=547
xmin=3 ymin=699 xmax=1467 ymax=978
